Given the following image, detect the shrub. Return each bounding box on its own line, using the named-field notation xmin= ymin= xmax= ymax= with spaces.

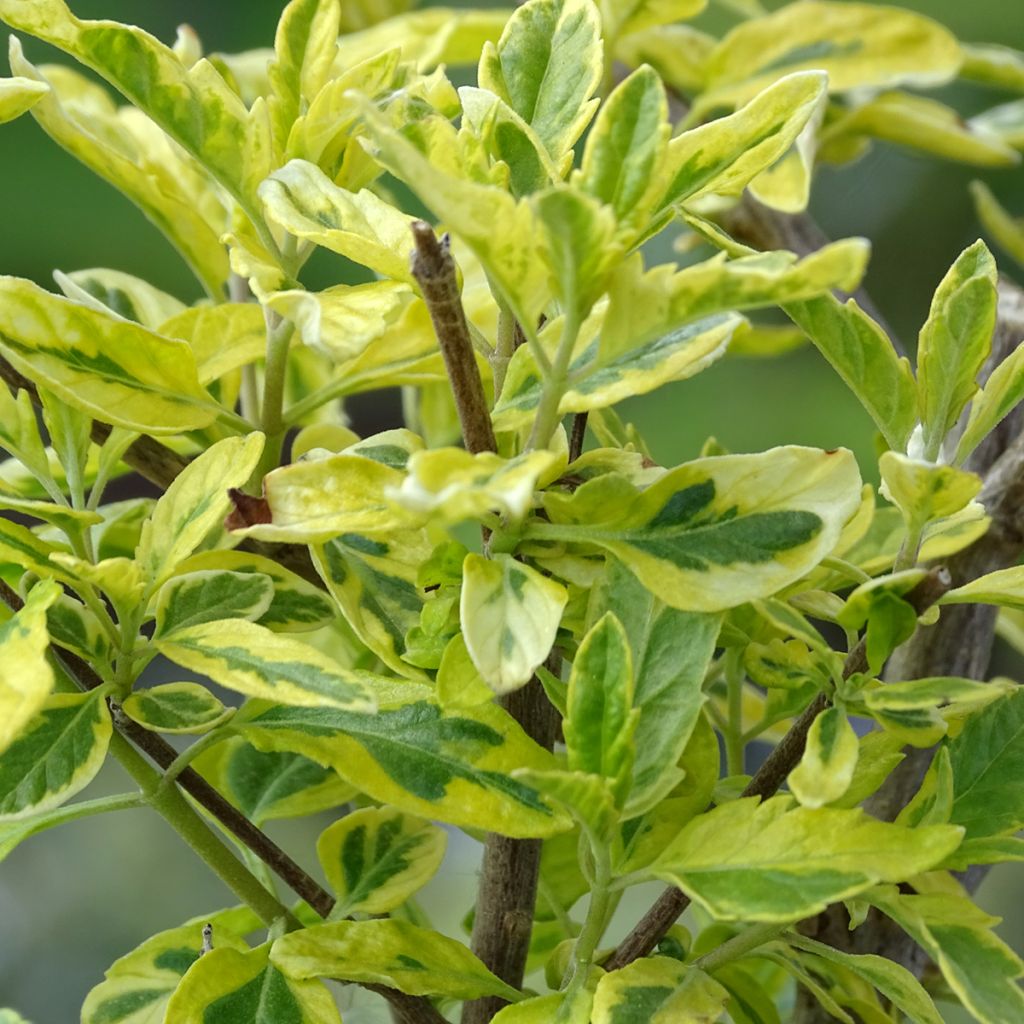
xmin=1 ymin=1 xmax=1023 ymax=1022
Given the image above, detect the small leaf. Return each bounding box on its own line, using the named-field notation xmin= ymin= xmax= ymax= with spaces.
xmin=600 ymin=0 xmax=706 ymax=41
xmin=57 ymin=267 xmax=185 ymax=329
xmin=160 ymin=303 xmax=266 ymax=385
xmin=137 ymin=433 xmax=265 ymax=585
xmin=242 ymin=696 xmax=567 ymax=837
xmin=592 ymin=957 xmax=729 ymax=1024
xmin=0 ymin=277 xmax=217 ymax=433
xmin=317 ymin=807 xmax=447 ymax=915
xmin=785 ymin=293 xmax=917 ymax=450
xmin=461 ymin=553 xmax=568 ymax=695
xmin=788 ymin=707 xmax=859 ymax=808
xmin=565 ymin=613 xmax=636 ymax=803
xmin=878 ymin=452 xmax=982 ymax=534
xmin=166 ymin=941 xmax=340 ymax=1024
xmin=81 ymin=910 xmax=255 ymax=1024
xmin=0 ymin=580 xmax=61 ymax=756
xmin=153 ymin=570 xmax=276 ymax=638
xmin=956 ymin=336 xmax=1024 ymax=464
xmin=271 ymin=919 xmax=523 ymax=1000
xmin=970 ymin=180 xmax=1024 ymax=269
xmin=0 ymin=74 xmax=47 ymax=122
xmin=121 ymin=683 xmax=231 ymax=735
xmin=478 ymin=0 xmax=602 ymax=161
xmin=916 ymin=240 xmax=999 ymax=459
xmin=157 ymin=619 xmax=377 ymax=712
xmin=651 ymin=796 xmax=963 ymax=922
xmin=0 ymin=690 xmax=111 ymax=820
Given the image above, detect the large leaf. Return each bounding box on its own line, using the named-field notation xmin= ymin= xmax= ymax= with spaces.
xmin=271 ymin=919 xmax=523 ymax=1000
xmin=316 ymin=806 xmax=447 ymax=915
xmin=530 ymin=446 xmax=861 ymax=612
xmin=0 ymin=0 xmax=253 ymax=203
xmin=785 ymin=293 xmax=917 ymax=451
xmin=461 ymin=553 xmax=568 ymax=695
xmin=0 ymin=690 xmax=111 ymax=819
xmin=564 ymin=612 xmax=637 ymax=804
xmin=194 ymin=737 xmax=354 ymax=826
xmin=916 ymin=240 xmax=998 ymax=459
xmin=137 ymin=433 xmax=265 ymax=585
xmin=477 ymin=0 xmax=602 ymax=161
xmin=9 ymin=42 xmax=229 ymax=297
xmin=166 ymin=941 xmax=341 ymax=1024
xmin=868 ymin=888 xmax=1024 ymax=1024
xmin=260 ymin=160 xmax=417 ymax=282
xmin=946 ymin=686 xmax=1024 ymax=839
xmin=0 ymin=277 xmax=217 ymax=433
xmin=81 ymin=910 xmax=255 ymax=1024
xmin=0 ymin=580 xmax=61 ymax=756
xmin=596 ymin=559 xmax=719 ymax=816
xmin=157 ymin=619 xmax=377 ymax=712
xmin=242 ymin=695 xmax=568 ymax=837
xmin=698 ymin=0 xmax=961 ymax=112
xmin=650 ymin=796 xmax=962 ymax=922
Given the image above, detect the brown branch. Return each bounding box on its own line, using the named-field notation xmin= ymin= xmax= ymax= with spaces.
xmin=603 ymin=568 xmax=952 ymax=972
xmin=569 ymin=413 xmax=588 ymax=463
xmin=410 ymin=221 xmax=497 ymax=456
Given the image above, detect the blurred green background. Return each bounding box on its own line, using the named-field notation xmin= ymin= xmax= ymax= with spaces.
xmin=0 ymin=1 xmax=1022 ymax=1020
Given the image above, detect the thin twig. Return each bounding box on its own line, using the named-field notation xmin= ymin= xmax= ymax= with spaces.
xmin=603 ymin=567 xmax=952 ymax=971
xmin=410 ymin=221 xmax=497 ymax=456
xmin=569 ymin=413 xmax=588 ymax=462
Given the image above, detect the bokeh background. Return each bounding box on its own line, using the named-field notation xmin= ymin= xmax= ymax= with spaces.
xmin=0 ymin=0 xmax=1022 ymax=1020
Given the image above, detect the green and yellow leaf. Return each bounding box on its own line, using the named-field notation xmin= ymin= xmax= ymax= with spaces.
xmin=650 ymin=796 xmax=962 ymax=922
xmin=317 ymin=806 xmax=447 ymax=915
xmin=0 ymin=690 xmax=111 ymax=819
xmin=788 ymin=706 xmax=859 ymax=809
xmin=592 ymin=957 xmax=730 ymax=1024
xmin=153 ymin=570 xmax=275 ymax=638
xmin=159 ymin=303 xmax=266 ymax=385
xmin=271 ymin=918 xmax=523 ymax=1000
xmin=956 ymin=333 xmax=1024 ymax=464
xmin=122 ymin=683 xmax=231 ymax=735
xmin=0 ymin=74 xmax=47 ymax=122
xmin=461 ymin=553 xmax=568 ymax=694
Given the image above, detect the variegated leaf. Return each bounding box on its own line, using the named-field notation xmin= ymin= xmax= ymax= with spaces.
xmin=122 ymin=683 xmax=231 ymax=735
xmin=153 ymin=570 xmax=275 ymax=638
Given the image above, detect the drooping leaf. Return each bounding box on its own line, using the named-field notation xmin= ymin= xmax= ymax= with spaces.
xmin=153 ymin=570 xmax=276 ymax=638
xmin=916 ymin=240 xmax=998 ymax=459
xmin=460 ymin=553 xmax=568 ymax=695
xmin=477 ymin=0 xmax=602 ymax=161
xmin=531 ymin=446 xmax=861 ymax=612
xmin=157 ymin=619 xmax=377 ymax=712
xmin=0 ymin=580 xmax=61 ymax=756
xmin=260 ymin=160 xmax=417 ymax=282
xmin=194 ymin=736 xmax=354 ymax=826
xmin=121 ymin=683 xmax=232 ymax=735
xmin=0 ymin=0 xmax=253 ymax=203
xmin=868 ymin=887 xmax=1024 ymax=1024
xmin=316 ymin=806 xmax=447 ymax=915
xmin=166 ymin=941 xmax=340 ymax=1024
xmin=242 ymin=695 xmax=568 ymax=837
xmin=137 ymin=433 xmax=265 ymax=586
xmin=81 ymin=909 xmax=255 ymax=1024
xmin=946 ymin=686 xmax=1024 ymax=839
xmin=787 ymin=706 xmax=859 ymax=809
xmin=651 ymin=796 xmax=962 ymax=922
xmin=8 ymin=42 xmax=229 ymax=297
xmin=271 ymin=919 xmax=523 ymax=1000
xmin=788 ymin=934 xmax=943 ymax=1024
xmin=698 ymin=1 xmax=961 ymax=112
xmin=0 ymin=690 xmax=111 ymax=819
xmin=785 ymin=293 xmax=917 ymax=451
xmin=0 ymin=277 xmax=217 ymax=433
